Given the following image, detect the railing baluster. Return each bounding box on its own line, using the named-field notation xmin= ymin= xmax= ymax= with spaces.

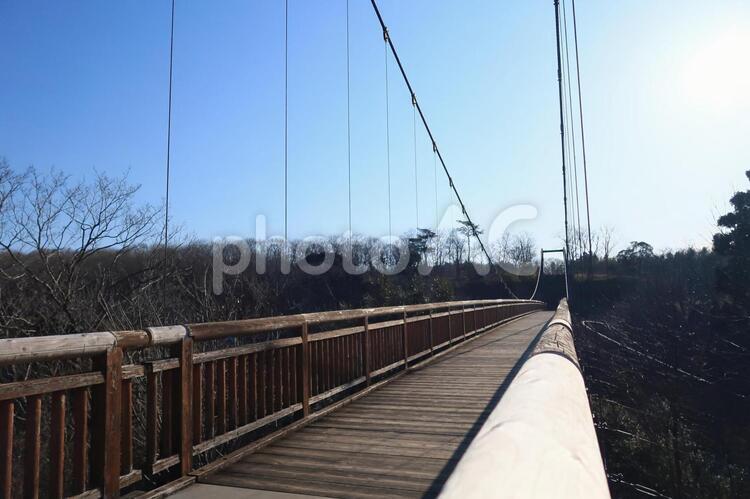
xmin=217 ymin=358 xmax=227 ymax=435
xmin=257 ymin=352 xmax=266 ymax=418
xmin=228 ymin=356 xmax=238 ymax=430
xmin=24 ymin=394 xmax=41 ymax=498
xmin=161 ymin=370 xmax=174 ymax=457
xmin=0 ymin=400 xmax=12 ymax=498
xmin=206 ymin=361 xmax=215 ymax=438
xmin=50 ymin=391 xmax=66 ymax=499
xmin=71 ymin=387 xmax=88 ymax=494
xmin=301 ymin=322 xmax=310 ymax=417
xmin=249 ymin=354 xmax=258 ymax=421
xmin=285 ymin=347 xmax=292 ymax=408
xmin=193 ymin=363 xmax=203 ymax=444
xmin=290 ymin=347 xmax=298 ymax=405
xmin=274 ymin=348 xmax=283 ymax=412
xmin=238 ymin=355 xmax=248 ymax=425
xmin=362 ymin=317 xmax=370 ymax=386
xmin=120 ymin=379 xmax=133 ymax=476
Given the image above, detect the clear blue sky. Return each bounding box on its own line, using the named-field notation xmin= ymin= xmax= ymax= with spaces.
xmin=1 ymin=1 xmax=749 ymax=252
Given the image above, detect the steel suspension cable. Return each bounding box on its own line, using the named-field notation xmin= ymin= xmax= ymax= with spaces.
xmin=571 ymin=0 xmax=594 ymax=261
xmin=383 ymin=32 xmax=392 ymax=239
xmin=412 ymin=99 xmax=419 ymax=229
xmin=369 ymin=0 xmax=517 ymax=298
xmin=284 ymin=0 xmax=289 ymax=241
xmin=562 ymin=0 xmax=585 ymax=259
xmin=433 ymin=146 xmax=438 ymax=230
xmin=346 ymin=0 xmax=352 ymax=242
xmin=554 ymin=0 xmax=571 ymax=269
xmin=163 ymin=0 xmax=175 ymax=306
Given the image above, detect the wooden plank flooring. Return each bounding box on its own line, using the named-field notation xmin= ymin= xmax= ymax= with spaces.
xmin=191 ymin=311 xmax=553 ymax=499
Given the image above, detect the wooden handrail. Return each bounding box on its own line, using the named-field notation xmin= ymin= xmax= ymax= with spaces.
xmin=0 ymin=298 xmax=545 ymax=498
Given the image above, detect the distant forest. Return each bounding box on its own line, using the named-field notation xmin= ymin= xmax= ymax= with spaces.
xmin=575 ymin=170 xmax=750 ymax=498
xmin=1 ymin=159 xmax=749 ymax=497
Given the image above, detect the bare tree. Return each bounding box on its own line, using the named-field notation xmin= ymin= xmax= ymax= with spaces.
xmin=0 ymin=166 xmax=162 ymax=335
xmin=508 ymin=232 xmax=536 ymax=266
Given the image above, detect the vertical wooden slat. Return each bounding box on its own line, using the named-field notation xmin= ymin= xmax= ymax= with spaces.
xmin=290 ymin=347 xmax=297 ymax=405
xmin=205 ymin=361 xmax=215 ymax=438
xmin=238 ymin=355 xmax=248 ymax=425
xmin=71 ymin=388 xmax=88 ymax=494
xmin=227 ymin=356 xmax=238 ymax=430
xmin=266 ymin=350 xmax=275 ymax=414
xmin=0 ymin=400 xmax=12 ymax=498
xmin=161 ymin=371 xmax=173 ymax=457
xmin=193 ymin=363 xmax=203 ymax=445
xmin=24 ymin=394 xmax=42 ymax=498
xmin=428 ymin=311 xmax=435 ymax=354
xmin=257 ymin=352 xmax=266 ymax=418
xmin=91 ymin=347 xmax=122 ymax=498
xmin=249 ymin=354 xmax=258 ymax=421
xmin=462 ymin=306 xmax=467 ymax=339
xmin=402 ymin=312 xmax=409 ymax=368
xmin=145 ymin=367 xmax=158 ymax=473
xmin=50 ymin=391 xmax=66 ymax=499
xmin=176 ymin=337 xmax=194 ymax=476
xmin=285 ymin=347 xmax=292 ymax=408
xmin=216 ymin=359 xmax=227 ymax=435
xmin=301 ymin=322 xmax=310 ymax=417
xmin=120 ymin=379 xmax=133 ymax=475
xmin=448 ymin=307 xmax=454 ymax=344
xmin=274 ymin=348 xmax=283 ymax=411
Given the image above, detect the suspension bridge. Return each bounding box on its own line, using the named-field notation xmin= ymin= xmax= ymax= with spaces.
xmin=0 ymin=0 xmax=607 ymax=498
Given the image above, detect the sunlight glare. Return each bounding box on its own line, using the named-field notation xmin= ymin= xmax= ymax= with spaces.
xmin=683 ymin=28 xmax=750 ymax=112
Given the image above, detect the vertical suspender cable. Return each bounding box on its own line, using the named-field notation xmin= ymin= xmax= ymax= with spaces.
xmin=571 ymin=0 xmax=594 ymax=263
xmin=163 ymin=0 xmax=175 ymax=307
xmin=284 ymin=0 xmax=289 ymax=241
xmin=554 ymin=0 xmax=571 ymax=280
xmin=346 ymin=0 xmax=352 ymax=242
xmin=384 ymin=30 xmax=392 ymax=239
xmin=412 ymin=98 xmax=419 ymax=229
xmin=562 ymin=0 xmax=584 ymax=260
xmin=433 ymin=145 xmax=438 ymax=230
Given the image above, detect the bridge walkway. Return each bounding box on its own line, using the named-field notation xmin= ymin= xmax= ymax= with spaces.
xmin=176 ymin=310 xmax=553 ymax=499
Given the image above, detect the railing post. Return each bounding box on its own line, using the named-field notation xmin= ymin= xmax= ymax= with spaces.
xmin=473 ymin=305 xmax=478 ymax=334
xmin=91 ymin=347 xmax=122 ymax=498
xmin=0 ymin=400 xmax=12 ymax=498
xmin=447 ymin=307 xmax=453 ymax=345
xmin=362 ymin=316 xmax=371 ymax=386
xmin=462 ymin=306 xmax=467 ymax=340
xmin=402 ymin=312 xmax=409 ymax=368
xmin=301 ymin=321 xmax=311 ymax=417
xmin=176 ymin=337 xmax=193 ymax=476
xmin=428 ymin=310 xmax=434 ymax=355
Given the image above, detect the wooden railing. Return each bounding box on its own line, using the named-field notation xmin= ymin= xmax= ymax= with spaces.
xmin=0 ymin=299 xmax=545 ymax=498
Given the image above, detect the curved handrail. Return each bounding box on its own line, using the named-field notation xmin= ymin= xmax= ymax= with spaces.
xmin=439 ymin=299 xmax=610 ymax=499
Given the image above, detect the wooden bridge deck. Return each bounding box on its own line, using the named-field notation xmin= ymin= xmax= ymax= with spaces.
xmin=176 ymin=310 xmax=553 ymax=499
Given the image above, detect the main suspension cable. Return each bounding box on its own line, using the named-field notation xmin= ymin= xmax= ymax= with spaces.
xmin=571 ymin=0 xmax=594 ymax=261
xmin=369 ymin=0 xmax=517 ymax=298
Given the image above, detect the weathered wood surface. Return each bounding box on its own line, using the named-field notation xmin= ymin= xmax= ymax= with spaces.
xmin=188 ymin=311 xmax=553 ymax=499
